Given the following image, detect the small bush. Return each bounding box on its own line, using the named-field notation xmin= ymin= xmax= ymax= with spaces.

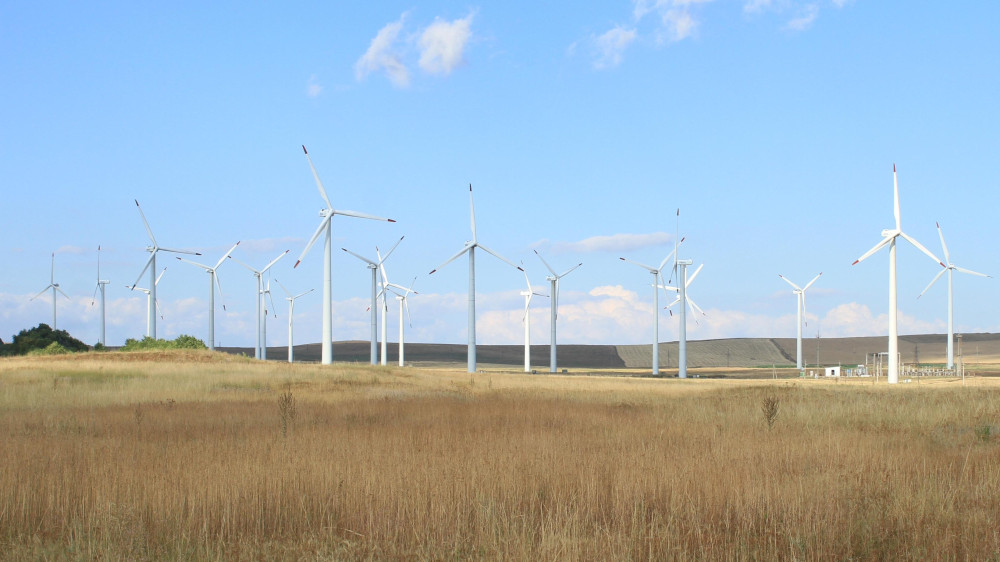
xmin=761 ymin=395 xmax=780 ymax=430
xmin=27 ymin=341 xmax=71 ymax=356
xmin=122 ymin=335 xmax=207 ymax=351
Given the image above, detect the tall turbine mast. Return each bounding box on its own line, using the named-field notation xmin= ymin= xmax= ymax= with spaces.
xmin=342 ymin=236 xmax=403 ymax=365
xmin=91 ymin=246 xmax=110 ymax=345
xmin=294 ymin=146 xmax=395 ymax=365
xmin=621 ymin=239 xmax=681 ymax=375
xmin=176 ymin=241 xmax=240 ymax=350
xmin=274 ymin=279 xmax=314 ymax=363
xmin=778 ymin=272 xmax=822 ymax=372
xmin=534 ymin=250 xmax=581 ymax=374
xmin=32 ymin=252 xmax=69 ymax=330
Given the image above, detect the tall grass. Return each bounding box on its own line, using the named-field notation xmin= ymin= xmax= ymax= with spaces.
xmin=1 ymin=352 xmax=999 ymax=559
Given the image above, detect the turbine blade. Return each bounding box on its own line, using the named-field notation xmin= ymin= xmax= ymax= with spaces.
xmin=31 ymin=285 xmax=53 ymax=300
xmin=293 ymin=288 xmax=315 ymax=300
xmin=295 ymin=216 xmax=331 ymax=268
xmin=686 ymin=263 xmax=704 ymax=287
xmin=802 ymin=272 xmax=823 ymax=291
xmin=135 ymin=200 xmax=157 ymax=246
xmin=778 ymin=274 xmax=802 ymax=291
xmin=303 ymin=145 xmax=333 ymax=209
xmin=430 ymin=244 xmax=472 ymax=274
xmin=534 ymin=249 xmax=558 ymax=276
xmin=228 ymin=255 xmax=259 ymax=274
xmin=378 ymin=236 xmax=405 ymax=264
xmin=215 ymin=272 xmax=227 ymax=310
xmin=687 ymin=295 xmax=706 ymax=316
xmin=892 ymin=164 xmax=901 ymax=231
xmin=261 ymin=250 xmax=290 ymax=274
xmin=954 ymin=266 xmax=990 ymax=278
xmin=333 ymin=209 xmax=395 ymax=222
xmin=852 ymin=235 xmax=893 ymax=266
xmin=274 ymin=277 xmax=292 ymax=298
xmin=176 ymin=256 xmax=211 ymax=270
xmin=619 ymin=256 xmax=656 ymax=273
xmin=342 ymin=247 xmax=377 ymax=266
xmin=469 ymin=184 xmax=477 ymax=243
xmin=558 ymin=263 xmax=583 ymax=279
xmin=157 ymin=247 xmax=201 ymax=256
xmin=935 ymin=222 xmax=951 ymax=266
xmin=522 ymin=267 xmax=532 ymax=293
xmin=132 ymin=253 xmax=156 ymax=288
xmin=404 ymin=298 xmax=412 ymax=328
xmin=899 ymin=231 xmax=944 ymax=266
xmin=214 ymin=241 xmax=241 ymax=270
xmin=476 ymin=243 xmax=520 ymax=270
xmin=155 ymin=267 xmax=167 ymax=286
xmin=50 ymin=253 xmax=55 ymax=284
xmin=918 ymin=267 xmax=947 ymax=299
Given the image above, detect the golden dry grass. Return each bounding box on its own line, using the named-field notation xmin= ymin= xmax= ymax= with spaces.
xmin=2 ymin=350 xmax=1000 ymax=560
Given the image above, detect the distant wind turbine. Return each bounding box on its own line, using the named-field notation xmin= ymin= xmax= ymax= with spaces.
xmin=343 ymin=236 xmax=404 ymax=365
xmin=32 ymin=252 xmax=69 ymax=330
xmin=778 ymin=272 xmax=822 ymax=372
xmin=274 ymin=279 xmax=313 ymax=363
xmin=176 ymin=241 xmax=240 ymax=350
xmin=386 ymin=277 xmax=418 ymax=367
xmin=429 ymin=185 xmax=523 ymax=374
xmin=663 ymin=260 xmax=707 ymax=379
xmin=131 ymin=200 xmax=200 ymax=339
xmin=91 ymin=246 xmax=110 ymax=345
xmin=231 ymin=250 xmax=289 ymax=360
xmin=129 ymin=266 xmax=168 ymax=337
xmin=852 ymin=164 xmax=944 ymax=384
xmin=534 ymin=250 xmax=581 ymax=374
xmin=294 ymin=146 xmax=395 ymax=365
xmin=918 ymin=222 xmax=990 ymax=369
xmin=620 ymin=239 xmax=682 ymax=375
xmin=519 ymin=267 xmax=548 ymax=373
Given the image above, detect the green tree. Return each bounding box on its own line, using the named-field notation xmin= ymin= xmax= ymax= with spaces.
xmin=0 ymin=324 xmax=88 ymax=356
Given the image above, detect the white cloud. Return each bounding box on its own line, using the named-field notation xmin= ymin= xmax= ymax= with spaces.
xmin=831 ymin=0 xmax=852 ymax=7
xmin=355 ymin=14 xmax=411 ymax=88
xmin=418 ymin=14 xmax=473 ymax=75
xmin=632 ymin=0 xmax=715 ymax=44
xmin=535 ymin=232 xmax=673 ymax=254
xmin=306 ymin=75 xmax=323 ymax=98
xmin=593 ymin=26 xmax=637 ymax=69
xmin=786 ymin=3 xmax=819 ymax=30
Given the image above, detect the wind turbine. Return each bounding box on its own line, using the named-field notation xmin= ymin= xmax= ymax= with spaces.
xmin=918 ymin=222 xmax=990 ymax=369
xmin=230 ymin=250 xmax=289 ymax=360
xmin=91 ymin=246 xmax=110 ymax=345
xmin=294 ymin=146 xmax=395 ymax=365
xmin=518 ymin=267 xmax=548 ymax=373
xmin=534 ymin=250 xmax=581 ymax=374
xmin=274 ymin=279 xmax=314 ymax=363
xmin=778 ymin=272 xmax=822 ymax=372
xmin=262 ymin=278 xmax=278 ymax=358
xmin=429 ymin=185 xmax=523 ymax=374
xmin=131 ymin=200 xmax=200 ymax=339
xmin=32 ymin=252 xmax=69 ymax=330
xmin=620 ymin=241 xmax=682 ymax=375
xmin=663 ymin=260 xmax=707 ymax=379
xmin=386 ymin=276 xmax=417 ymax=367
xmin=129 ymin=267 xmax=167 ymax=337
xmin=176 ymin=241 xmax=240 ymax=350
xmin=852 ymin=164 xmax=944 ymax=384
xmin=342 ymin=236 xmax=404 ymax=365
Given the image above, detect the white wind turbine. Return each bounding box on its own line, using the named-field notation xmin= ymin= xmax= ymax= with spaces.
xmin=129 ymin=267 xmax=167 ymax=337
xmin=386 ymin=276 xmax=417 ymax=367
xmin=534 ymin=250 xmax=581 ymax=374
xmin=230 ymin=250 xmax=289 ymax=360
xmin=620 ymin=240 xmax=682 ymax=375
xmin=294 ymin=146 xmax=395 ymax=365
xmin=274 ymin=279 xmax=314 ymax=363
xmin=176 ymin=241 xmax=240 ymax=350
xmin=852 ymin=164 xmax=944 ymax=384
xmin=663 ymin=259 xmax=706 ymax=379
xmin=91 ymin=246 xmax=110 ymax=345
xmin=32 ymin=252 xmax=69 ymax=330
xmin=519 ymin=267 xmax=548 ymax=373
xmin=429 ymin=185 xmax=524 ymax=374
xmin=342 ymin=236 xmax=404 ymax=365
xmin=131 ymin=200 xmax=200 ymax=339
xmin=918 ymin=222 xmax=990 ymax=369
xmin=778 ymin=272 xmax=822 ymax=372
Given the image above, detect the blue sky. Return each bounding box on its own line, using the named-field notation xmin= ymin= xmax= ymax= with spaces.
xmin=2 ymin=1 xmax=998 ymax=349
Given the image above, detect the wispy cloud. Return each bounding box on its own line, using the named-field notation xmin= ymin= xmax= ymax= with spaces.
xmin=306 ymin=74 xmax=323 ymax=98
xmin=535 ymin=232 xmax=673 ymax=254
xmin=418 ymin=14 xmax=474 ymax=75
xmin=593 ymin=26 xmax=637 ymax=69
xmin=785 ymin=3 xmax=819 ymax=31
xmin=355 ymin=14 xmax=410 ymax=88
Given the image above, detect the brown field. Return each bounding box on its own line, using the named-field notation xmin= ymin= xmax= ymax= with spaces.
xmin=2 ymin=350 xmax=1000 ymax=560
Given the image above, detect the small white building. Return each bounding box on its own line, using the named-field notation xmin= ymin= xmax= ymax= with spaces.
xmin=824 ymin=366 xmax=841 ymax=377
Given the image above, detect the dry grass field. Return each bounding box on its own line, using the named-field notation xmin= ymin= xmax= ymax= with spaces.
xmin=2 ymin=350 xmax=1000 ymax=560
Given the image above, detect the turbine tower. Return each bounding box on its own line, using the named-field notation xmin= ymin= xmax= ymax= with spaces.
xmin=294 ymin=146 xmax=395 ymax=365
xmin=129 ymin=267 xmax=167 ymax=337
xmin=32 ymin=252 xmax=69 ymax=330
xmin=852 ymin=165 xmax=944 ymax=384
xmin=342 ymin=236 xmax=403 ymax=365
xmin=778 ymin=272 xmax=822 ymax=372
xmin=274 ymin=279 xmax=314 ymax=363
xmin=131 ymin=200 xmax=200 ymax=339
xmin=533 ymin=250 xmax=581 ymax=374
xmin=664 ymin=261 xmax=707 ymax=379
xmin=918 ymin=222 xmax=990 ymax=369
xmin=176 ymin=241 xmax=240 ymax=350
xmin=519 ymin=267 xmax=548 ymax=373
xmin=429 ymin=185 xmax=523 ymax=374
xmin=620 ymin=241 xmax=681 ymax=375
xmin=91 ymin=246 xmax=110 ymax=345
xmin=231 ymin=250 xmax=289 ymax=360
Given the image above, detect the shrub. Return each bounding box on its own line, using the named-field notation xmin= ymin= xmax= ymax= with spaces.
xmin=27 ymin=341 xmax=71 ymax=356
xmin=121 ymin=335 xmax=208 ymax=351
xmin=0 ymin=324 xmax=88 ymax=356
